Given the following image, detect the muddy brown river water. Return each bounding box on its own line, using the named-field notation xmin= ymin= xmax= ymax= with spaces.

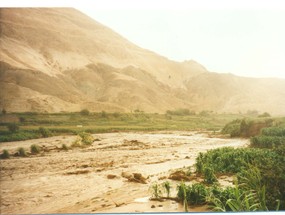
xmin=0 ymin=131 xmax=249 ymax=214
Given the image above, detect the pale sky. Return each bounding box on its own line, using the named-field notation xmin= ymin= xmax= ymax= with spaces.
xmin=2 ymin=0 xmax=285 ymax=79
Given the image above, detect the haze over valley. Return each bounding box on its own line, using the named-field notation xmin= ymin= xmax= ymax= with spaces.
xmin=1 ymin=8 xmax=285 ymax=115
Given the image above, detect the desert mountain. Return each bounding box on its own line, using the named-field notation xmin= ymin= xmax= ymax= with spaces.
xmin=1 ymin=8 xmax=285 ymax=115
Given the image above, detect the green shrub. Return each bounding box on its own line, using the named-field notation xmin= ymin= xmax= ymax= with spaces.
xmin=80 ymin=109 xmax=90 ymax=116
xmin=204 ymin=166 xmax=217 ymax=184
xmin=100 ymin=111 xmax=107 ymax=118
xmin=195 ymin=152 xmax=204 ymax=173
xmin=250 ymin=136 xmax=285 ymax=148
xmin=166 ymin=109 xmax=195 ymax=116
xmin=221 ymin=119 xmax=241 ymax=137
xmin=177 ymin=182 xmax=188 ymax=212
xmin=0 ymin=149 xmax=10 ymax=159
xmin=38 ymin=127 xmax=52 ymax=138
xmin=30 ymin=144 xmax=41 ymax=154
xmin=224 ymin=184 xmax=261 ymax=211
xmin=17 ymin=147 xmax=27 ymax=157
xmin=113 ymin=112 xmax=121 ymax=118
xmin=209 ymin=182 xmax=268 ymax=211
xmin=208 ymin=185 xmax=236 ymax=211
xmin=237 ymin=165 xmax=267 ymax=210
xmin=62 ymin=144 xmax=69 ymax=151
xmin=194 ymin=147 xmax=285 ymax=210
xmin=50 ymin=128 xmax=77 ymax=135
xmin=222 ymin=118 xmax=273 ymax=138
xmin=150 ymin=183 xmax=162 ymax=199
xmin=177 ymin=183 xmax=208 ymax=205
xmin=240 ymin=119 xmax=273 ymax=137
xmin=71 ymin=137 xmax=82 ymax=148
xmin=19 ymin=116 xmax=26 ymax=123
xmin=79 ymin=132 xmax=94 ymax=145
xmin=261 ymin=127 xmax=285 ymax=137
xmin=7 ymin=123 xmax=19 ymax=133
xmin=71 ymin=133 xmax=94 ymax=148
xmin=0 ymin=130 xmax=41 ymax=142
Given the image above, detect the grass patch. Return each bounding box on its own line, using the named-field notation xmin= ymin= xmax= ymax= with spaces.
xmin=0 ymin=112 xmax=247 ymax=142
xmin=38 ymin=127 xmax=52 ymax=138
xmin=30 ymin=144 xmax=41 ymax=154
xmin=0 ymin=130 xmax=41 ymax=142
xmin=71 ymin=137 xmax=82 ymax=148
xmin=0 ymin=149 xmax=10 ymax=159
xmin=17 ymin=147 xmax=27 ymax=157
xmin=79 ymin=132 xmax=94 ymax=145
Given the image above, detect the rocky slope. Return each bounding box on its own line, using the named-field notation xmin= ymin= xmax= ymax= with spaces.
xmin=1 ymin=8 xmax=284 ymax=114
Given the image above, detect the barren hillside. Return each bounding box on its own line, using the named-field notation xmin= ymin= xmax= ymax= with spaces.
xmin=0 ymin=8 xmax=284 ymax=114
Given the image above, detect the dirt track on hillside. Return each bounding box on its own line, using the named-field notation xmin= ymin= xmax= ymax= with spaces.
xmin=0 ymin=131 xmax=249 ymax=214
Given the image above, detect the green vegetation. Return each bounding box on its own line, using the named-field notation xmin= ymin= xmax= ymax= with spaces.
xmin=251 ymin=136 xmax=285 ymax=148
xmin=38 ymin=127 xmax=52 ymax=138
xmin=261 ymin=127 xmax=285 ymax=136
xmin=209 ymin=182 xmax=267 ymax=211
xmin=207 ymin=185 xmax=236 ymax=211
xmin=7 ymin=123 xmax=19 ymax=133
xmin=194 ymin=146 xmax=285 ymax=210
xmin=0 ymin=112 xmax=245 ymax=142
xmin=1 ymin=111 xmax=284 ymax=211
xmin=79 ymin=132 xmax=94 ymax=145
xmin=250 ymin=127 xmax=285 ymax=148
xmin=151 ymin=122 xmax=285 ymax=211
xmin=0 ymin=149 xmax=10 ymax=159
xmin=221 ymin=119 xmax=241 ymax=137
xmin=207 ymin=166 xmax=269 ymax=211
xmin=150 ymin=183 xmax=162 ymax=199
xmin=179 ymin=182 xmax=189 ymax=212
xmin=222 ymin=118 xmax=275 ymax=137
xmin=17 ymin=147 xmax=27 ymax=157
xmin=195 ymin=147 xmax=274 ymax=174
xmin=71 ymin=132 xmax=94 ymax=148
xmin=177 ymin=183 xmax=208 ymax=205
xmin=30 ymin=144 xmax=41 ymax=154
xmin=2 ymin=108 xmax=7 ymax=115
xmin=166 ymin=108 xmax=195 ymax=116
xmin=193 ymin=120 xmax=285 ymax=211
xmin=203 ymin=166 xmax=217 ymax=184
xmin=62 ymin=143 xmax=69 ymax=151
xmin=163 ymin=181 xmax=171 ymax=198
xmin=156 ymin=147 xmax=283 ymax=212
xmin=71 ymin=136 xmax=83 ymax=148
xmin=0 ymin=130 xmax=41 ymax=142
xmin=80 ymin=109 xmax=90 ymax=116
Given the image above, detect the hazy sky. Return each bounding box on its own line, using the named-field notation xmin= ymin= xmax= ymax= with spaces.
xmin=3 ymin=0 xmax=285 ymax=79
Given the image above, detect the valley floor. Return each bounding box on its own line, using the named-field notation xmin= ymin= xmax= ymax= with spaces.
xmin=0 ymin=131 xmax=248 ymax=213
